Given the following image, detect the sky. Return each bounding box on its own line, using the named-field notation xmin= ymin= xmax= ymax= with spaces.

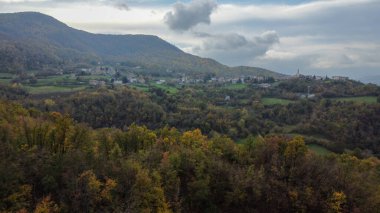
xmin=1 ymin=0 xmax=380 ymax=83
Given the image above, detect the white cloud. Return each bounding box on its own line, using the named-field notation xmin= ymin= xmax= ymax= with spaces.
xmin=259 ymin=50 xmax=297 ymax=61
xmin=191 ymin=31 xmax=279 ymax=65
xmin=212 ymin=0 xmax=378 ymax=23
xmin=164 ymin=0 xmax=217 ymax=31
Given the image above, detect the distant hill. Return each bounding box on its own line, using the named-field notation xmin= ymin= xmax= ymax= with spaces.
xmin=0 ymin=12 xmax=285 ymax=78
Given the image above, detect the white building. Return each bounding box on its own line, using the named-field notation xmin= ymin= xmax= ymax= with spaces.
xmin=332 ymin=76 xmax=349 ymax=81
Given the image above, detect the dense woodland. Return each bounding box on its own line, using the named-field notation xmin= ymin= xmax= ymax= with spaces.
xmin=1 ymin=77 xmax=380 ymax=212
xmin=1 ymin=100 xmax=380 ymax=212
xmin=18 ymin=79 xmax=380 ymax=156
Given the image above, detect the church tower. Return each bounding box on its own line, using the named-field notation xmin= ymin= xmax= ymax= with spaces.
xmin=295 ymin=69 xmax=300 ymax=78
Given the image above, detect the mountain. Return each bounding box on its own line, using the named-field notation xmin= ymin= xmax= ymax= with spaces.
xmin=0 ymin=12 xmax=285 ymax=78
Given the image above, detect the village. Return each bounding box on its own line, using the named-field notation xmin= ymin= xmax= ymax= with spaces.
xmin=1 ymin=63 xmax=351 ymax=95
xmin=66 ymin=64 xmax=280 ymax=88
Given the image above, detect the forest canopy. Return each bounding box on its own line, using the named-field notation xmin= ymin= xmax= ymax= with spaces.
xmin=0 ymin=100 xmax=380 ymax=212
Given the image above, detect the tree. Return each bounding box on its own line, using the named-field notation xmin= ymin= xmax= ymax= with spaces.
xmin=327 ymin=191 xmax=346 ymax=213
xmin=122 ymin=76 xmax=129 ymax=83
xmin=128 ymin=169 xmax=171 ymax=213
xmin=72 ymin=170 xmax=117 ymax=212
xmin=34 ymin=195 xmax=59 ymax=213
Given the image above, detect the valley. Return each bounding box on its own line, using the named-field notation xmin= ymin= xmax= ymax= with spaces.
xmin=0 ymin=11 xmax=380 ymax=213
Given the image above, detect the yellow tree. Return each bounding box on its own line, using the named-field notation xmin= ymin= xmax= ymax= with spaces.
xmin=128 ymin=169 xmax=171 ymax=213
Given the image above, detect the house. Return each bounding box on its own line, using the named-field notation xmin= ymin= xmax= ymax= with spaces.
xmin=89 ymin=80 xmax=106 ymax=86
xmin=113 ymin=80 xmax=123 ymax=85
xmin=211 ymin=77 xmax=217 ymax=82
xmin=231 ymin=78 xmax=239 ymax=84
xmin=129 ymin=78 xmax=138 ymax=83
xmin=156 ymin=79 xmax=166 ymax=85
xmin=253 ymin=76 xmax=265 ymax=82
xmin=89 ymin=80 xmax=98 ymax=86
xmin=315 ymin=76 xmax=324 ymax=80
xmin=332 ymin=76 xmax=349 ymax=81
xmin=94 ymin=66 xmax=115 ymax=75
xmin=99 ymin=81 xmax=106 ymax=86
xmin=218 ymin=77 xmax=226 ymax=83
xmin=258 ymin=83 xmax=271 ymax=88
xmin=80 ymin=68 xmax=91 ymax=73
xmin=180 ymin=76 xmax=187 ymax=83
xmin=300 ymin=93 xmax=316 ymax=99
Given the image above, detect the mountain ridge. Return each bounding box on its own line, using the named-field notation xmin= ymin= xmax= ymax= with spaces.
xmin=0 ymin=12 xmax=285 ymax=78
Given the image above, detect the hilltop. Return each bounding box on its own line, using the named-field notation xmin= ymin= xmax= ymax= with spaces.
xmin=0 ymin=12 xmax=284 ymax=78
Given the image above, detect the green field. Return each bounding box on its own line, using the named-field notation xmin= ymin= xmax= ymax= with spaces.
xmin=262 ymin=98 xmax=294 ymax=106
xmin=24 ymin=85 xmax=87 ymax=94
xmin=35 ymin=76 xmax=77 ymax=86
xmin=0 ymin=79 xmax=11 ymax=84
xmin=77 ymin=75 xmax=111 ymax=81
xmin=330 ymin=96 xmax=377 ymax=104
xmin=224 ymin=83 xmax=247 ymax=90
xmin=130 ymin=83 xmax=178 ymax=94
xmin=307 ymin=144 xmax=333 ymax=156
xmin=0 ymin=73 xmax=15 ymax=78
xmin=130 ymin=84 xmax=150 ymax=92
xmin=153 ymin=83 xmax=178 ymax=94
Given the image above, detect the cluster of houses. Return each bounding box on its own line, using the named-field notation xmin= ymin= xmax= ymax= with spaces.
xmin=88 ymin=73 xmax=275 ymax=88
xmin=89 ymin=80 xmax=106 ymax=86
xmin=294 ymin=69 xmax=349 ymax=81
xmin=176 ymin=74 xmax=270 ymax=85
xmin=294 ymin=69 xmax=324 ymax=80
xmin=292 ymin=69 xmax=350 ymax=99
xmin=292 ymin=69 xmax=349 ymax=81
xmin=76 ymin=63 xmax=281 ymax=88
xmin=331 ymin=76 xmax=349 ymax=81
xmin=126 ymin=74 xmax=146 ymax=84
xmin=79 ymin=66 xmax=116 ymax=76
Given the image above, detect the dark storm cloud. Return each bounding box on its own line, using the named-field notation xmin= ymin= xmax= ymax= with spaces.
xmin=164 ymin=0 xmax=217 ymax=31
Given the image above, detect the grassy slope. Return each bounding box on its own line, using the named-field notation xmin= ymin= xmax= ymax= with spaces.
xmin=24 ymin=85 xmax=87 ymax=94
xmin=307 ymin=144 xmax=333 ymax=156
xmin=330 ymin=96 xmax=377 ymax=104
xmin=262 ymin=98 xmax=294 ymax=106
xmin=153 ymin=83 xmax=178 ymax=94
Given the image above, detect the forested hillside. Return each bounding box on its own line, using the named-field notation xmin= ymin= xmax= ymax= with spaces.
xmin=0 ymin=12 xmax=282 ymax=77
xmin=17 ymin=80 xmax=379 ymax=156
xmin=1 ymin=100 xmax=380 ymax=212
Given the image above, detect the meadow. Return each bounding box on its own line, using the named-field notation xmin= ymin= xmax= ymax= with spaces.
xmin=330 ymin=96 xmax=377 ymax=104
xmin=261 ymin=97 xmax=294 ymax=106
xmin=307 ymin=144 xmax=333 ymax=156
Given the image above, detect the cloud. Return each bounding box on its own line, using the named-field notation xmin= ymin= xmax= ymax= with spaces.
xmin=114 ymin=1 xmax=130 ymax=11
xmin=0 ymin=0 xmax=131 ymax=11
xmin=213 ymin=0 xmax=378 ymax=23
xmin=164 ymin=0 xmax=217 ymax=31
xmin=192 ymin=31 xmax=279 ymax=65
xmin=252 ymin=38 xmax=380 ymax=79
xmin=84 ymin=0 xmax=131 ymax=10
